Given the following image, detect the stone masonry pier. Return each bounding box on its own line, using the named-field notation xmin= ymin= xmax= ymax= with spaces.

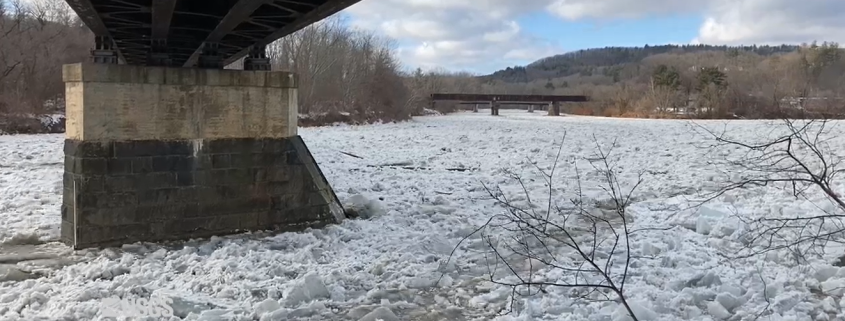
xmin=60 ymin=63 xmax=344 ymax=249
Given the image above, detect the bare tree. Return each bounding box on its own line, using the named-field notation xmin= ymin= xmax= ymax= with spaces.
xmin=29 ymin=0 xmax=74 ymax=25
xmin=1 ymin=0 xmax=88 ymax=112
xmin=445 ymin=135 xmax=643 ymax=320
xmin=638 ymin=84 xmax=681 ymax=116
xmin=267 ymin=17 xmax=413 ymax=122
xmin=697 ymin=118 xmax=845 ymax=264
xmin=0 ymin=0 xmax=88 ymax=133
xmin=473 ymin=43 xmax=845 ymax=120
xmin=0 ymin=0 xmax=27 ymax=86
xmin=405 ymin=68 xmax=483 ymax=114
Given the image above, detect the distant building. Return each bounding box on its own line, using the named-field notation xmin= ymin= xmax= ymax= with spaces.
xmin=779 ymin=97 xmax=845 ymax=111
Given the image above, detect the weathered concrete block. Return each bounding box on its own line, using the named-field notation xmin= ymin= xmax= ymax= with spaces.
xmin=62 ymin=136 xmax=345 ymax=249
xmin=60 ymin=64 xmax=343 ymax=249
xmin=63 ymin=63 xmax=297 ymax=141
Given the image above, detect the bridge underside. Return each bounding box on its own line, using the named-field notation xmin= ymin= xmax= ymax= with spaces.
xmin=66 ymin=0 xmax=360 ymax=68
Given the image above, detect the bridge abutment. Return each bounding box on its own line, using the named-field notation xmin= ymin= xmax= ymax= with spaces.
xmin=60 ymin=63 xmax=344 ymax=249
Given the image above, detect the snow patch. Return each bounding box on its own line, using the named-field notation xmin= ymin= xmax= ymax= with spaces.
xmin=815 ymin=266 xmax=839 ymax=282
xmin=2 ymin=111 xmax=845 ymax=321
xmin=421 ymin=108 xmax=442 ymax=116
xmin=253 ymin=298 xmax=281 ymax=318
xmin=695 ymin=205 xmax=741 ymax=237
xmin=344 ymin=194 xmax=386 ymax=219
xmin=283 ymin=273 xmax=330 ymax=307
xmin=820 ymin=278 xmax=845 ymax=296
xmin=1 ymin=232 xmax=43 ymax=246
xmin=358 ymin=306 xmax=399 ymax=321
xmin=612 ymin=301 xmax=659 ymax=321
xmin=706 ymin=300 xmax=732 ymax=320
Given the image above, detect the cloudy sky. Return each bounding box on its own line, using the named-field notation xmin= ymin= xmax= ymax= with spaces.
xmin=339 ymin=0 xmax=843 ymax=74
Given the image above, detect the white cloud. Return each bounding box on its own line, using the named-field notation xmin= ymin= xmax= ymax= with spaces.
xmin=543 ymin=0 xmax=844 ymax=47
xmin=545 ymin=0 xmax=845 ymax=48
xmin=345 ymin=0 xmax=845 ymax=73
xmin=28 ymin=0 xmax=845 ymax=73
xmin=343 ymin=0 xmax=707 ymax=73
xmin=694 ymin=0 xmax=845 ymax=45
xmin=344 ymin=0 xmax=559 ymax=73
xmin=546 ymin=0 xmax=703 ymax=20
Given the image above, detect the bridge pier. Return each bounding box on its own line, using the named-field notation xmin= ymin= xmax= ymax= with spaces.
xmin=472 ymin=104 xmax=479 ymax=113
xmin=548 ymin=101 xmax=561 ymax=116
xmin=60 ymin=63 xmax=344 ymax=249
xmin=491 ymin=101 xmax=500 ymax=116
xmin=528 ymin=105 xmax=534 ymax=113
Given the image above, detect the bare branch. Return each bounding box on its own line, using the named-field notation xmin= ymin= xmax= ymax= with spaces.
xmin=445 ymin=132 xmax=642 ymax=320
xmin=698 ymin=117 xmax=845 ymax=264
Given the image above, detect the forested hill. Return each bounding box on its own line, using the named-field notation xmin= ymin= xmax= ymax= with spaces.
xmin=484 ymin=44 xmax=801 ymax=83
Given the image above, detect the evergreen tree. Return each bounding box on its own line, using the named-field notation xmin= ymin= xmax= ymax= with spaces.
xmin=652 ymin=65 xmax=681 ymax=90
xmin=696 ymin=67 xmax=727 ymax=91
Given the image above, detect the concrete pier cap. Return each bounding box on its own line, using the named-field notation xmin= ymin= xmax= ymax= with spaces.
xmin=60 ymin=63 xmax=345 ymax=249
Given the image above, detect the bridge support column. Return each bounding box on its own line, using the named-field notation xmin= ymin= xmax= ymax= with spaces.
xmin=548 ymin=101 xmax=561 ymax=116
xmin=472 ymin=104 xmax=478 ymax=112
xmin=91 ymin=36 xmax=118 ymax=64
xmin=491 ymin=101 xmax=500 ymax=116
xmin=528 ymin=105 xmax=534 ymax=113
xmin=147 ymin=39 xmax=172 ymax=66
xmin=60 ymin=63 xmax=344 ymax=249
xmin=244 ymin=45 xmax=271 ymax=71
xmin=198 ymin=42 xmax=224 ymax=69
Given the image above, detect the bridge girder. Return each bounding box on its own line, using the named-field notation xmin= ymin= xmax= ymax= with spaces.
xmin=431 ymin=93 xmax=589 ymax=103
xmin=64 ymin=0 xmax=363 ymax=67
